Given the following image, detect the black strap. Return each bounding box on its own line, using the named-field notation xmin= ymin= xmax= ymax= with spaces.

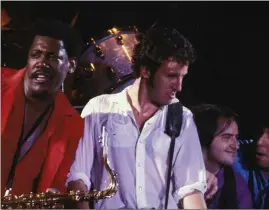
xmin=6 ymin=102 xmax=53 ymax=190
xmin=218 ymin=166 xmax=238 ymax=209
xmin=164 ymin=102 xmax=183 ymax=209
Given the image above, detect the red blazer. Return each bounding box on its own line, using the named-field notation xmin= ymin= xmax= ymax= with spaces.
xmin=1 ymin=68 xmax=84 ymax=196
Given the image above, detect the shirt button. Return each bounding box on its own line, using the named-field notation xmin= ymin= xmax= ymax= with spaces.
xmin=139 ymin=186 xmax=142 ymax=190
xmin=138 ymin=163 xmax=141 ymax=167
xmin=140 ymin=140 xmax=143 ymax=143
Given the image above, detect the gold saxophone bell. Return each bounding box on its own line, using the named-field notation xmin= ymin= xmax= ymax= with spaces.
xmin=1 ymin=130 xmax=117 ymax=209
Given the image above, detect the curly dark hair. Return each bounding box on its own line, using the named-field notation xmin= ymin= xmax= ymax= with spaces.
xmin=191 ymin=104 xmax=239 ymax=148
xmin=131 ymin=23 xmax=196 ymax=78
xmin=28 ymin=18 xmax=84 ymax=59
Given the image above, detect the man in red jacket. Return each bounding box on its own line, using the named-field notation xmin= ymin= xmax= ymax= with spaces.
xmin=1 ymin=19 xmax=84 ymax=197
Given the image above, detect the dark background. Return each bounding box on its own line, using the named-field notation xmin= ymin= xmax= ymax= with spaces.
xmin=2 ymin=1 xmax=269 ymax=139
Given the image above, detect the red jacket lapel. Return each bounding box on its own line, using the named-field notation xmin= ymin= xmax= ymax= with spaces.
xmin=1 ymin=69 xmax=25 ymax=135
xmin=37 ymin=91 xmax=83 ymax=193
xmin=1 ymin=69 xmax=26 ymax=195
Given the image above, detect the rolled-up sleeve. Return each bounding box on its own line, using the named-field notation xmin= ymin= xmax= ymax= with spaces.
xmin=172 ymin=113 xmax=207 ymax=203
xmin=66 ymin=104 xmax=95 ymax=191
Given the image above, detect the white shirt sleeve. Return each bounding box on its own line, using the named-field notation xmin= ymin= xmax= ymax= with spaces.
xmin=172 ymin=113 xmax=207 ymax=203
xmin=65 ymin=103 xmax=95 ymax=191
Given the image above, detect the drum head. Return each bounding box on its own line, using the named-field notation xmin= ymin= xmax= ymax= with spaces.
xmin=72 ymin=28 xmax=138 ymax=106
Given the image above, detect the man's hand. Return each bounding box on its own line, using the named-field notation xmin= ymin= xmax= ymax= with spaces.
xmin=181 ymin=191 xmax=207 ymax=209
xmin=205 ymin=170 xmax=218 ymax=200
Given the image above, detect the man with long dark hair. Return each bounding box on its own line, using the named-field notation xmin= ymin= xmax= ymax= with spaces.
xmin=205 ymin=114 xmax=269 ymax=209
xmin=192 ymin=104 xmax=252 ymax=208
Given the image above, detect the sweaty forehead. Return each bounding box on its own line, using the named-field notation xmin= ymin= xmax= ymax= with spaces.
xmin=31 ymin=35 xmax=65 ymax=52
xmin=162 ymin=59 xmax=188 ymax=74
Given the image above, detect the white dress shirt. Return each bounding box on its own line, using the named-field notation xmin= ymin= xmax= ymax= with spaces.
xmin=66 ymin=88 xmax=207 ymax=209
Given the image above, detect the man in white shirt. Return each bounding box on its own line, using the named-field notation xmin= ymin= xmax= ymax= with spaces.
xmin=67 ymin=23 xmax=207 ymax=209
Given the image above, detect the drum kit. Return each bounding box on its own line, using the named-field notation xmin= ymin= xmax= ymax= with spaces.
xmin=70 ymin=26 xmax=139 ymax=112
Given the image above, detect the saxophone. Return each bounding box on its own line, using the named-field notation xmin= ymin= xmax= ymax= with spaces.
xmin=1 ymin=128 xmax=117 ymax=209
